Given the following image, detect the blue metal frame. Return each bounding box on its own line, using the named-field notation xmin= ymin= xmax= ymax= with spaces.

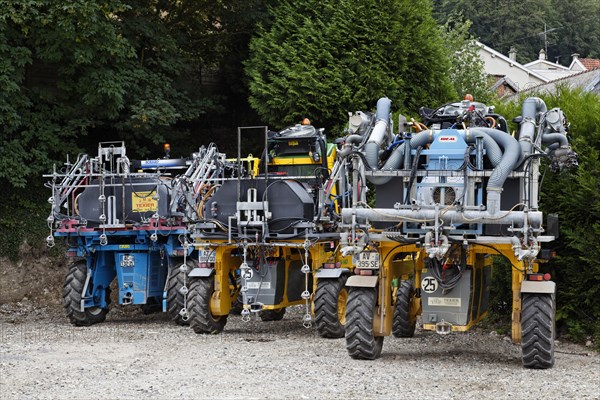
xmin=56 ymin=228 xmax=192 ymax=310
xmin=404 ymin=129 xmax=483 ymax=235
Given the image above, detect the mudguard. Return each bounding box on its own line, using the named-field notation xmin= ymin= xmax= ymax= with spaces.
xmin=521 ymin=280 xmax=555 ymax=294
xmin=315 ymin=268 xmax=349 ymax=279
xmin=188 ymin=268 xmax=215 ymax=278
xmin=346 ymin=275 xmax=378 ymax=288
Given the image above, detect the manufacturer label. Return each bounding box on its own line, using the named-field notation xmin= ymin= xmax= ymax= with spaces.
xmin=247 ymin=282 xmax=271 ymax=290
xmin=428 ymin=297 xmax=461 ymax=307
xmin=119 ymin=245 xmax=131 ymax=249
xmin=421 ymin=277 xmax=438 ymax=293
xmin=131 ymin=191 xmax=158 ymax=212
xmin=438 ymin=136 xmax=457 ymax=142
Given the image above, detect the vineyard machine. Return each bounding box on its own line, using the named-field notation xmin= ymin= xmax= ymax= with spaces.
xmin=336 ymin=96 xmax=576 ymax=368
xmin=46 ymin=96 xmax=576 ymax=369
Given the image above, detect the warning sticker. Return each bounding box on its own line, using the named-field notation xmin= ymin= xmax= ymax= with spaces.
xmin=428 ymin=297 xmax=462 ymax=307
xmin=132 ymin=191 xmax=158 ymax=212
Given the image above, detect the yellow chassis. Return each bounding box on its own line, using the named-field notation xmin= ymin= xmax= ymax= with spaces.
xmin=371 ymin=241 xmax=535 ymax=343
xmin=194 ymin=239 xmax=351 ymax=316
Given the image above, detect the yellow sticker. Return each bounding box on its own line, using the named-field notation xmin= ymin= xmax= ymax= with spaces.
xmin=288 ymin=140 xmax=299 ymax=146
xmin=132 ymin=191 xmax=158 ymax=212
xmin=119 ymin=245 xmax=131 ymax=249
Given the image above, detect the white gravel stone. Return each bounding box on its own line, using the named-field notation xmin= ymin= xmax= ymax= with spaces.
xmin=0 ymin=305 xmax=599 ymax=399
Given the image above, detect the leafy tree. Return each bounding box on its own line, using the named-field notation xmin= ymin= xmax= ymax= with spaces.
xmin=434 ymin=0 xmax=556 ymax=63
xmin=441 ymin=16 xmax=493 ymax=103
xmin=0 ymin=0 xmax=269 ymax=258
xmin=550 ymin=0 xmax=600 ymax=61
xmin=434 ymin=0 xmax=599 ymax=65
xmin=0 ymin=0 xmax=214 ymax=188
xmin=245 ymin=0 xmax=455 ymax=132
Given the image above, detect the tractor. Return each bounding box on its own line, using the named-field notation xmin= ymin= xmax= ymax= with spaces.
xmin=184 ymin=122 xmax=353 ymax=337
xmin=45 ymin=142 xmax=227 ymax=326
xmin=336 ymin=96 xmax=577 ymax=368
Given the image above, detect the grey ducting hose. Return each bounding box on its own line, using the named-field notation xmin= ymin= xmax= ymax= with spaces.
xmin=542 ymin=133 xmax=568 ymax=148
xmin=364 ymin=97 xmax=392 ymax=170
xmin=463 ymin=130 xmax=503 ymax=167
xmin=469 ymin=127 xmax=521 ymax=214
xmin=519 ymin=97 xmax=547 ymax=159
xmin=470 ymin=128 xmax=520 ymax=189
xmin=366 ymin=130 xmax=434 ymax=185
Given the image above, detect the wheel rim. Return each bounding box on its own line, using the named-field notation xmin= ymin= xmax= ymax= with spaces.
xmin=338 ymin=288 xmax=348 ymax=325
xmin=87 ymin=307 xmax=103 ymax=316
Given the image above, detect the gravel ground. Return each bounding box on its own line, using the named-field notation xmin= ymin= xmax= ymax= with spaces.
xmin=0 ymin=303 xmax=598 ymax=400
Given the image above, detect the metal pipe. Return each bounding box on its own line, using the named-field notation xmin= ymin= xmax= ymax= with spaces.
xmin=237 ymin=127 xmax=241 ymax=202
xmin=341 ymin=207 xmax=543 ymax=228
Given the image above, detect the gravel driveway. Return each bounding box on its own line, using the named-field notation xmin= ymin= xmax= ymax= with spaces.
xmin=1 ymin=304 xmax=598 ymax=399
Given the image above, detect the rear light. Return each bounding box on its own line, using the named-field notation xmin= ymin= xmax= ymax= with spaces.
xmin=66 ymin=251 xmax=78 ymax=257
xmin=173 ymin=249 xmax=187 ymax=256
xmin=543 ymin=273 xmax=552 ymax=281
xmin=323 ymin=263 xmax=336 ymax=269
xmin=199 ymin=262 xmax=213 ymax=268
xmin=528 ymin=274 xmax=544 ymax=281
xmin=358 ymin=269 xmax=373 ymax=276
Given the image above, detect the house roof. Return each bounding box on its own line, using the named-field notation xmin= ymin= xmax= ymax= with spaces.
xmin=580 ymin=58 xmax=600 ymax=70
xmin=476 ymin=42 xmax=550 ymax=83
xmin=524 ymin=59 xmax=570 ymax=71
xmin=491 ymin=75 xmax=519 ymax=92
xmin=512 ymin=68 xmax=600 ymax=96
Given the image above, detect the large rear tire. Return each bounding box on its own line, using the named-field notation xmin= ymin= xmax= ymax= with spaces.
xmin=314 ymin=276 xmax=348 ymax=338
xmin=521 ymin=293 xmax=555 ymax=369
xmin=166 ymin=260 xmax=194 ymax=325
xmin=188 ymin=277 xmax=227 ymax=334
xmin=345 ymin=287 xmax=383 ymax=360
xmin=63 ymin=260 xmax=109 ymax=326
xmin=392 ymin=280 xmax=417 ymax=338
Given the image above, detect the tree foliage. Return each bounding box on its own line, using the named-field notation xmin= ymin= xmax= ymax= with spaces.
xmin=441 ymin=16 xmax=493 ymax=103
xmin=245 ymin=0 xmax=455 ymax=132
xmin=434 ymin=0 xmax=600 ymax=64
xmin=0 ymin=0 xmax=269 ymax=188
xmin=495 ymin=88 xmax=600 ymax=344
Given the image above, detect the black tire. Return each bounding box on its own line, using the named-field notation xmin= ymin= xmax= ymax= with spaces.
xmin=229 ymin=275 xmax=244 ymax=315
xmin=63 ymin=260 xmax=109 ymax=326
xmin=314 ymin=276 xmax=348 ymax=338
xmin=392 ymin=280 xmax=417 ymax=338
xmin=188 ymin=277 xmax=227 ymax=334
xmin=521 ymin=293 xmax=555 ymax=369
xmin=166 ymin=260 xmax=194 ymax=326
xmin=345 ymin=287 xmax=384 ymax=360
xmin=259 ymin=308 xmax=286 ymax=321
xmin=230 ymin=293 xmax=244 ymax=315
